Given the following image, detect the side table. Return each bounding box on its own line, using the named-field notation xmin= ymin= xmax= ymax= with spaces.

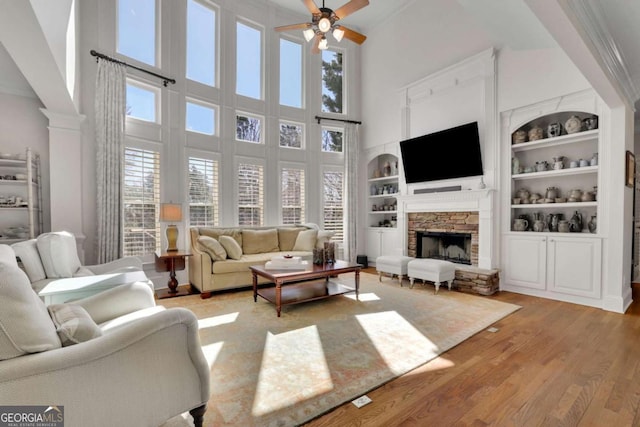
xmin=155 ymin=250 xmax=193 ymax=299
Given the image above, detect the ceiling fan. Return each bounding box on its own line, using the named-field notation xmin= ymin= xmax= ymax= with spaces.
xmin=274 ymin=0 xmax=369 ymax=54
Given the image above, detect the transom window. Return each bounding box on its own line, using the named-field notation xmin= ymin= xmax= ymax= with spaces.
xmin=279 ymin=121 xmax=304 ymax=149
xmin=236 ymin=21 xmax=262 ymax=100
xmin=126 ymin=79 xmax=159 ymax=123
xmin=321 ymin=126 xmax=343 ymax=152
xmin=123 ymin=147 xmax=160 ymax=256
xmin=186 ymin=0 xmax=217 ymax=87
xmin=188 ymin=156 xmax=219 ymax=227
xmin=321 ymin=50 xmax=343 ymax=113
xmin=281 ymin=167 xmax=305 ymax=224
xmin=238 ymin=162 xmax=264 ymax=226
xmin=117 ymin=0 xmax=157 ymax=66
xmin=186 ymin=99 xmax=217 ymax=135
xmin=236 ymin=112 xmax=263 ymax=143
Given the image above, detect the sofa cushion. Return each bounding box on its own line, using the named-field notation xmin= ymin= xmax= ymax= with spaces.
xmin=199 ymin=228 xmax=243 ymax=247
xmin=36 ymin=231 xmax=81 ymax=278
xmin=219 ymin=236 xmax=243 ymax=260
xmin=0 ymin=244 xmax=19 ymax=269
xmin=0 ymin=264 xmax=61 ymax=360
xmin=293 ymin=229 xmax=318 ymax=251
xmin=197 ymin=236 xmax=227 ymax=261
xmin=11 ymin=239 xmax=47 ymax=283
xmin=242 ymin=229 xmax=279 ymax=254
xmin=48 ymin=303 xmax=103 ymax=346
xmin=278 ymin=227 xmax=307 ymax=251
xmin=211 ymin=252 xmax=312 ymax=274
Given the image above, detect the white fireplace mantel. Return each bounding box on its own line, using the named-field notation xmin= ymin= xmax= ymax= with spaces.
xmin=397 ymin=188 xmax=497 ymax=269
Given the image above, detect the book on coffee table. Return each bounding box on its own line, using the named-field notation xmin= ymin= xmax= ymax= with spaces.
xmin=265 ymin=260 xmax=309 ymax=270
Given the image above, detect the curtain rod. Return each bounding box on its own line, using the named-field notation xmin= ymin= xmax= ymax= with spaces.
xmin=90 ymin=50 xmax=176 ymax=87
xmin=315 ymin=115 xmax=362 ymax=125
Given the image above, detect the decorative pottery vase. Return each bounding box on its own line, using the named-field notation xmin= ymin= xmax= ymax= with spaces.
xmin=579 ymin=158 xmax=590 ymax=167
xmin=590 ymin=153 xmax=598 ymax=166
xmin=546 ymin=187 xmax=559 ymax=199
xmin=547 ymin=213 xmax=562 ymax=232
xmin=583 ymin=115 xmax=598 ymax=130
xmin=528 ymin=126 xmax=544 ymax=141
xmin=535 ymin=161 xmax=548 ymax=172
xmin=558 ymin=220 xmax=571 ymax=233
xmin=547 ymin=122 xmax=563 ymax=138
xmin=569 ymin=211 xmax=583 ymax=232
xmin=565 ymin=115 xmax=582 ymax=134
xmin=512 ymin=129 xmax=527 ymax=144
xmin=512 ymin=157 xmax=521 ymax=174
xmin=533 ymin=219 xmax=546 ymax=232
xmin=513 ymin=218 xmax=529 ymax=232
xmin=588 ymin=215 xmax=597 ymax=233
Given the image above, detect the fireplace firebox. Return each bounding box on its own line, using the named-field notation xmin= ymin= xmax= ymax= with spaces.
xmin=416 ymin=231 xmax=472 ymax=265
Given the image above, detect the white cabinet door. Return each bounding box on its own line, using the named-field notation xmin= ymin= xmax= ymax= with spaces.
xmin=365 ymin=229 xmax=382 ymax=262
xmin=503 ymin=235 xmax=547 ymax=290
xmin=366 ymin=228 xmax=401 ymax=263
xmin=547 ymin=236 xmax=602 ymax=299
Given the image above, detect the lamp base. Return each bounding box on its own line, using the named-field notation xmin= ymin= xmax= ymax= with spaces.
xmin=166 ymin=224 xmax=179 ymax=252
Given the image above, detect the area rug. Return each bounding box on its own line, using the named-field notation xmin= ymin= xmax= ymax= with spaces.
xmin=160 ymin=272 xmax=520 ymax=427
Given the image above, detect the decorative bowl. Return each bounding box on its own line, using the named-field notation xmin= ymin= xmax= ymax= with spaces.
xmin=555 ymin=197 xmax=567 ymax=203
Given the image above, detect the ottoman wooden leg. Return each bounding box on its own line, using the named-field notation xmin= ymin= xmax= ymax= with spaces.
xmin=435 ymin=282 xmax=440 ymax=294
xmin=409 ymin=277 xmax=415 ymax=289
xmin=378 ymin=271 xmax=383 ymax=282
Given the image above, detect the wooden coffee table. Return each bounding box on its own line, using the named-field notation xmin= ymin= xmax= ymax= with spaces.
xmin=249 ymin=260 xmax=361 ymax=317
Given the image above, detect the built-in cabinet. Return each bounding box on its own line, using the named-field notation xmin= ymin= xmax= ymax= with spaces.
xmin=365 ymin=152 xmax=401 ymax=264
xmin=501 ymin=90 xmax=606 ymax=308
xmin=0 ymin=148 xmax=42 ymax=243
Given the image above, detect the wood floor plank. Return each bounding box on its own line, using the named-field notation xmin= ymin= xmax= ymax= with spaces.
xmin=304 ymin=280 xmax=640 ymax=427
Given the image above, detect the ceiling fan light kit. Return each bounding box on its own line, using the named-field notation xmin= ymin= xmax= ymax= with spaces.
xmin=274 ymin=0 xmax=369 ymax=53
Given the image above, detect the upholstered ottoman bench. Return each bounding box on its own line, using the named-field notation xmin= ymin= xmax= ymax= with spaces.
xmin=407 ymin=259 xmax=456 ymax=293
xmin=376 ymin=255 xmax=414 ymax=285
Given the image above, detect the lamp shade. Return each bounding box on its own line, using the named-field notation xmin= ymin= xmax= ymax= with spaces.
xmin=160 ymin=203 xmax=182 ymax=223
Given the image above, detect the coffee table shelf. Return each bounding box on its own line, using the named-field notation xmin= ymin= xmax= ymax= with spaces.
xmin=257 ymin=280 xmax=355 ymax=306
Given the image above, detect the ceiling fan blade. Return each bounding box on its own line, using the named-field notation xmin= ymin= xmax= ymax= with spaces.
xmin=302 ymin=0 xmax=321 ymax=15
xmin=339 ymin=26 xmax=367 ymax=44
xmin=333 ymin=0 xmax=369 ymax=20
xmin=311 ymin=35 xmax=322 ymax=54
xmin=274 ymin=22 xmax=311 ymax=32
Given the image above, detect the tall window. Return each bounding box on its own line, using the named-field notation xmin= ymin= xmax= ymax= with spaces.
xmin=236 ymin=21 xmax=262 ymax=99
xmin=117 ymin=0 xmax=156 ymax=66
xmin=321 ymin=126 xmax=343 ymax=152
xmin=321 ymin=50 xmax=343 ymax=113
xmin=238 ymin=162 xmax=264 ymax=226
xmin=236 ymin=112 xmax=263 ymax=143
xmin=279 ymin=121 xmax=304 ymax=149
xmin=188 ymin=157 xmax=219 ymax=227
xmin=186 ymin=0 xmax=216 ymax=86
xmin=280 ymin=38 xmax=302 ymax=108
xmin=281 ymin=167 xmax=305 ymax=224
xmin=123 ymin=147 xmax=160 ymax=256
xmin=323 ymin=170 xmax=344 ymax=241
xmin=186 ymin=99 xmax=216 ymax=135
xmin=126 ymin=79 xmax=159 ymax=123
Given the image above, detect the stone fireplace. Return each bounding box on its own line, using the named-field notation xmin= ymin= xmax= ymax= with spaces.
xmin=408 ymin=212 xmax=479 ymax=266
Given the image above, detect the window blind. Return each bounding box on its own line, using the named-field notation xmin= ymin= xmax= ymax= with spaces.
xmin=188 ymin=157 xmax=219 ymax=227
xmin=281 ymin=167 xmax=305 ymax=225
xmin=123 ymin=147 xmax=161 ymax=256
xmin=323 ymin=170 xmax=344 ymax=241
xmin=238 ymin=162 xmax=264 ymax=226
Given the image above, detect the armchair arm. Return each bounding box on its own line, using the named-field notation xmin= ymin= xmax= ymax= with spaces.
xmin=72 ymin=281 xmax=156 ymax=324
xmin=84 ymin=256 xmax=142 ymax=275
xmin=0 ymin=307 xmax=210 ymax=427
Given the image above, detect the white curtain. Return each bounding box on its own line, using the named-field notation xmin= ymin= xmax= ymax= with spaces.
xmin=95 ymin=58 xmax=126 ymax=263
xmin=344 ymin=123 xmax=360 ymax=263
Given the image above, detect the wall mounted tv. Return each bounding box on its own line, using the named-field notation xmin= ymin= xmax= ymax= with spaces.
xmin=399 ymin=121 xmax=483 ymax=184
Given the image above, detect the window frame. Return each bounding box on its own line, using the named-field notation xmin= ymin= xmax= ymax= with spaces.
xmin=280 ymin=162 xmax=306 ymax=225
xmin=185 ymin=0 xmax=219 ymax=88
xmin=279 ymin=36 xmax=304 ymax=109
xmin=235 ymin=18 xmax=264 ymax=101
xmin=279 ymin=120 xmax=305 ymax=150
xmin=126 ymin=77 xmax=161 ymax=124
xmin=186 ymin=152 xmax=220 ymax=228
xmin=321 ymin=166 xmax=344 ymax=242
xmin=235 ymin=111 xmax=264 ymax=144
xmin=185 ymin=97 xmax=218 ymax=136
xmin=320 ymin=47 xmax=345 ymax=115
xmin=235 ymin=157 xmax=265 ymax=226
xmin=116 ymin=0 xmax=159 ymax=67
xmin=321 ymin=125 xmax=344 ymax=153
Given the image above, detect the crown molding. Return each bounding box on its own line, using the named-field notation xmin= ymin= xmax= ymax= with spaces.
xmin=565 ymin=0 xmax=639 ymax=108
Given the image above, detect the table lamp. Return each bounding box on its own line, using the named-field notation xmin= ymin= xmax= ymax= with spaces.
xmin=160 ymin=203 xmax=182 ymax=251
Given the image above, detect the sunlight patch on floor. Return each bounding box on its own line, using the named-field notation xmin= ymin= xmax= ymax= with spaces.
xmin=200 ymin=342 xmax=224 ymax=369
xmin=198 ymin=312 xmax=239 ymax=329
xmin=252 ymin=326 xmax=333 ymax=416
xmin=345 ymin=292 xmax=380 ymax=301
xmin=405 ymin=355 xmax=455 ymax=375
xmin=356 ymin=311 xmax=439 ymax=375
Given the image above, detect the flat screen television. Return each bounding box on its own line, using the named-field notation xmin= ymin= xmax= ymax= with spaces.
xmin=399 ymin=121 xmax=483 ymax=184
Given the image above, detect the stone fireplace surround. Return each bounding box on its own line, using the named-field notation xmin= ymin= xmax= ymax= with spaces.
xmin=396 ymin=189 xmax=495 ymax=269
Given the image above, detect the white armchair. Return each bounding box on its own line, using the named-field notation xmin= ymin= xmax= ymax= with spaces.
xmin=0 ymin=244 xmax=210 ymax=426
xmin=11 ymin=231 xmax=154 ymax=302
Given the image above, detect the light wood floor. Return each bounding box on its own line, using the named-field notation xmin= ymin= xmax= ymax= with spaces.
xmin=304 ymin=271 xmax=640 ymax=426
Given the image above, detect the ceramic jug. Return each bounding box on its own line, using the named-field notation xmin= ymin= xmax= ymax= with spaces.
xmin=552 ymin=156 xmax=565 ymax=170
xmin=546 ymin=187 xmax=559 ymax=199
xmin=565 ymin=115 xmax=582 ymax=134
xmin=581 ymin=191 xmax=595 ymax=202
xmin=516 ymin=188 xmax=530 ymax=200
xmin=588 ymin=215 xmax=597 ymax=233
xmin=548 ymin=122 xmax=563 ymax=138
xmin=558 ymin=220 xmax=571 ymax=233
xmin=579 ymin=158 xmax=589 ymax=167
xmin=528 ymin=126 xmax=544 ymax=141
xmin=535 ymin=161 xmax=548 ymax=172
xmin=583 ymin=115 xmax=598 ymax=130
xmin=590 ymin=153 xmax=598 ymax=166
xmin=547 ymin=213 xmax=562 ymax=232
xmin=533 ymin=219 xmax=546 ymax=232
xmin=512 ymin=157 xmax=521 ymax=174
xmin=569 ymin=189 xmax=583 ymax=201
xmin=569 ymin=211 xmax=583 ymax=232
xmin=513 ymin=218 xmax=529 ymax=232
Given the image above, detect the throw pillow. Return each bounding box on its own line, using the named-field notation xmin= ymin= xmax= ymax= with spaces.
xmin=48 ymin=303 xmax=103 ymax=346
xmin=197 ymin=236 xmax=227 ymax=261
xmin=316 ymin=230 xmax=336 ymax=249
xmin=36 ymin=231 xmax=82 ymax=278
xmin=11 ymin=239 xmax=46 ymax=282
xmin=219 ymin=235 xmax=243 ymax=260
xmin=292 ymin=229 xmax=318 ymax=251
xmin=242 ymin=229 xmax=279 ymax=254
xmin=278 ymin=227 xmax=306 ymax=251
xmin=0 ymin=244 xmax=19 ymax=269
xmin=0 ymin=264 xmax=61 ymax=360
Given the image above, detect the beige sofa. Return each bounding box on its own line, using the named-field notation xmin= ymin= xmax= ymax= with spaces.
xmin=189 ymin=224 xmax=331 ymax=298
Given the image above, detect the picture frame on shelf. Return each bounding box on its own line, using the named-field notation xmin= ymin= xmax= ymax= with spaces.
xmin=626 ymin=150 xmax=635 ymax=188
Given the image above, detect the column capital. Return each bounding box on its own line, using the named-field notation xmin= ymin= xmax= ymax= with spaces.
xmin=40 ymin=108 xmax=86 ymax=130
